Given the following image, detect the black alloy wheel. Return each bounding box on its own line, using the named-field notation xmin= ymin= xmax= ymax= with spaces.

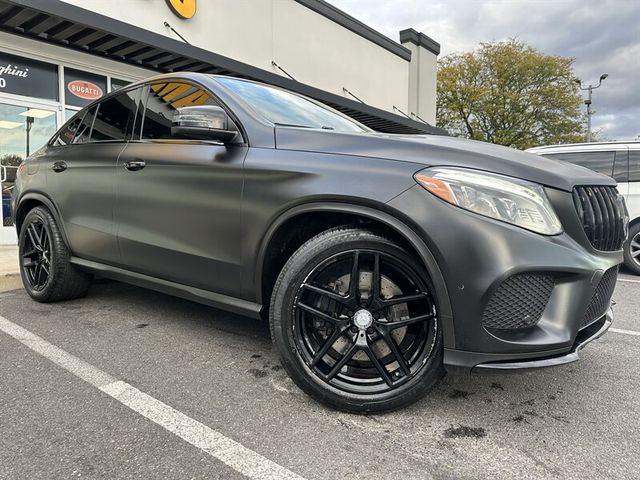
xmin=19 ymin=206 xmax=92 ymax=302
xmin=294 ymin=249 xmax=438 ymax=394
xmin=21 ymin=217 xmax=52 ymax=291
xmin=270 ymin=227 xmax=444 ymax=413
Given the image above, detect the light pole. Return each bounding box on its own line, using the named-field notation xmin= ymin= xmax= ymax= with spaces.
xmin=575 ymin=74 xmax=608 ymax=143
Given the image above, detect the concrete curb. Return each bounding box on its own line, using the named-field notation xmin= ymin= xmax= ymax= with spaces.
xmin=0 ymin=273 xmax=23 ymax=293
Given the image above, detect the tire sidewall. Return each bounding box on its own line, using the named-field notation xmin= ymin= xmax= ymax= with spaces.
xmin=271 ymin=229 xmax=444 ymax=413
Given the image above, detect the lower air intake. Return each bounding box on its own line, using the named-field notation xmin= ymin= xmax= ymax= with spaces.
xmin=482 ymin=274 xmax=555 ymax=330
xmin=581 ymin=266 xmax=618 ymax=329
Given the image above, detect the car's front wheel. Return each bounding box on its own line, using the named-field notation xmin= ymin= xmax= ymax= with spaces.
xmin=623 ymin=222 xmax=640 ymax=275
xmin=270 ymin=227 xmax=444 ymax=413
xmin=19 ymin=206 xmax=92 ymax=302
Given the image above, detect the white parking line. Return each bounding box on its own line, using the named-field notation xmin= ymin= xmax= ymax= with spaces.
xmin=610 ymin=327 xmax=640 ymax=337
xmin=0 ymin=315 xmax=305 ymax=480
xmin=618 ymin=278 xmax=640 ymax=284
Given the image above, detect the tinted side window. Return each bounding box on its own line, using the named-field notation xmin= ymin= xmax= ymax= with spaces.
xmin=141 ymin=82 xmax=218 ymax=140
xmin=73 ymin=106 xmax=97 ymax=144
xmin=630 ymin=151 xmax=640 ymax=182
xmin=545 ymin=151 xmax=615 ymax=177
xmin=52 ymin=111 xmax=86 ymax=146
xmin=90 ymin=89 xmax=138 ymax=142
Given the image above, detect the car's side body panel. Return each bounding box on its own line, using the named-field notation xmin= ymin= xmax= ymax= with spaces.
xmin=45 ymin=142 xmax=125 ymax=265
xmin=116 ymin=141 xmax=247 ymax=297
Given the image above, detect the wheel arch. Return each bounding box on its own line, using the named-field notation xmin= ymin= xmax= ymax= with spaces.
xmin=256 ymin=202 xmax=455 ymax=347
xmin=15 ymin=192 xmax=71 ymax=249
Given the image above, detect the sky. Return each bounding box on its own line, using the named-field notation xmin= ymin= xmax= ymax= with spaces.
xmin=329 ymin=0 xmax=640 ymax=140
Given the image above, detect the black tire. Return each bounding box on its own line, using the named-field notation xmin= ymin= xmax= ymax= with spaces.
xmin=19 ymin=206 xmax=92 ymax=302
xmin=270 ymin=226 xmax=444 ymax=413
xmin=623 ymin=222 xmax=640 ymax=275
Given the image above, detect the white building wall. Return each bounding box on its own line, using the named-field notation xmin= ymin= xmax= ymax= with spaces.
xmin=59 ymin=0 xmax=411 ymax=114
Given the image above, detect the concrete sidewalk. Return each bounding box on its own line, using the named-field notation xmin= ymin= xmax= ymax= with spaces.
xmin=0 ymin=245 xmax=21 ymax=292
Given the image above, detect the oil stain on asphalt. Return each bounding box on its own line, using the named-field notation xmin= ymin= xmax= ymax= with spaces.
xmin=443 ymin=425 xmax=487 ymax=439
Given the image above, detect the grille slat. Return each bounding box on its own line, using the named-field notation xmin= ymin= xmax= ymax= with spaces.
xmin=573 ymin=186 xmax=626 ymax=251
xmin=482 ymin=274 xmax=555 ymax=330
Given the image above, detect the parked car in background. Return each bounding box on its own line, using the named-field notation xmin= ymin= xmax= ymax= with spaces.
xmin=527 ymin=142 xmax=640 ymax=274
xmin=12 ymin=73 xmax=628 ymax=412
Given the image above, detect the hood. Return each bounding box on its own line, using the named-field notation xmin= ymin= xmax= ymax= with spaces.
xmin=274 ymin=128 xmax=615 ymax=192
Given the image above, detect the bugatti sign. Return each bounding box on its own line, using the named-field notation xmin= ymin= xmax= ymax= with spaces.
xmin=67 ymin=80 xmax=103 ymax=100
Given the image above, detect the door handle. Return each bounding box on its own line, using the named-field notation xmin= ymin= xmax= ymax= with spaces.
xmin=52 ymin=161 xmax=67 ymax=173
xmin=124 ymin=160 xmax=146 ymax=171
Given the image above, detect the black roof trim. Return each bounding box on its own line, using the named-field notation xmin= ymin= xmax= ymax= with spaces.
xmin=0 ymin=0 xmax=445 ymax=135
xmin=399 ymin=28 xmax=441 ymax=56
xmin=294 ymin=0 xmax=411 ymax=61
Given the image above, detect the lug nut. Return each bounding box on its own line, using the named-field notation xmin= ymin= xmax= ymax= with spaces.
xmin=366 ymin=328 xmax=374 ymax=334
xmin=350 ymin=326 xmax=358 ymax=333
xmin=373 ymin=312 xmax=380 ymax=319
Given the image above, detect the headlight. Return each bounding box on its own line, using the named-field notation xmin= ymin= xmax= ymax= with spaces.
xmin=414 ymin=167 xmax=562 ymax=235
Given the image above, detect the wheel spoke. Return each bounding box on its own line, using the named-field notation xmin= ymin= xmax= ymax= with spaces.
xmin=632 ymin=249 xmax=640 ymax=259
xmin=378 ymin=330 xmax=411 ymax=376
xmin=372 ymin=253 xmax=380 ymax=302
xmin=33 ymin=262 xmax=42 ymax=286
xmin=26 ymin=224 xmax=40 ymax=250
xmin=296 ymin=301 xmax=341 ymax=324
xmin=380 ymin=292 xmax=428 ymax=307
xmin=326 ymin=342 xmax=358 ymax=381
xmin=22 ymin=248 xmax=37 ymax=258
xmin=386 ymin=313 xmax=434 ymax=330
xmin=348 ymin=251 xmax=360 ymax=300
xmin=310 ymin=325 xmax=350 ymax=367
xmin=364 ymin=346 xmax=393 ymax=387
xmin=302 ymin=283 xmax=348 ymax=303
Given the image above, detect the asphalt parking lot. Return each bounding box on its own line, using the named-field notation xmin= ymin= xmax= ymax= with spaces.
xmin=1 ymin=271 xmax=639 ymax=480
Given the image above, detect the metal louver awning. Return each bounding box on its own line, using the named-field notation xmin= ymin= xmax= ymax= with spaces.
xmin=0 ymin=0 xmax=446 ymax=135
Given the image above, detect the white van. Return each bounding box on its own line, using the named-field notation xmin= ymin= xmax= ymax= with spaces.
xmin=527 ymin=142 xmax=640 ymax=274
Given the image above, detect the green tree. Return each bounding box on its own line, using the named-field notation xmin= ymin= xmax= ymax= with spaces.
xmin=436 ymin=39 xmax=584 ymax=150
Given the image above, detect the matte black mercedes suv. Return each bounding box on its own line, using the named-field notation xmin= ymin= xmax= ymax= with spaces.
xmin=12 ymin=73 xmax=628 ymax=412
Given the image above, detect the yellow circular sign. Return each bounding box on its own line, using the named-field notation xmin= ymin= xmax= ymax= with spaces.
xmin=165 ymin=0 xmax=197 ymax=19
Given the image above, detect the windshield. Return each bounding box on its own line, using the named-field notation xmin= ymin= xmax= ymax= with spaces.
xmin=216 ymin=77 xmax=369 ymax=133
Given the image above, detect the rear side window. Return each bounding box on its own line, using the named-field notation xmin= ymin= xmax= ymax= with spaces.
xmin=544 ymin=151 xmax=616 ymax=177
xmin=52 ymin=111 xmax=85 ymax=146
xmin=73 ymin=106 xmax=97 ymax=144
xmin=630 ymin=151 xmax=640 ymax=182
xmin=140 ymin=81 xmax=218 ymax=140
xmin=90 ymin=89 xmax=138 ymax=142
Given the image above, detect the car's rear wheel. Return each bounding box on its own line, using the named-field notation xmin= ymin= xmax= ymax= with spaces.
xmin=270 ymin=227 xmax=444 ymax=413
xmin=623 ymin=222 xmax=640 ymax=275
xmin=19 ymin=206 xmax=92 ymax=302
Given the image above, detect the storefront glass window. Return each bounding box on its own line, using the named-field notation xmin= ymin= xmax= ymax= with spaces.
xmin=0 ymin=52 xmax=58 ymax=100
xmin=64 ymin=68 xmax=107 ymax=108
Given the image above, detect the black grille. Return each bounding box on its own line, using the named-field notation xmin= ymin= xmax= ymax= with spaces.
xmin=581 ymin=266 xmax=618 ymax=329
xmin=573 ymin=186 xmax=627 ymax=251
xmin=482 ymin=274 xmax=555 ymax=330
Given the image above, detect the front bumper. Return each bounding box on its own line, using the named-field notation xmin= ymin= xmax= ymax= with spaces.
xmin=387 ymin=184 xmax=622 ymax=372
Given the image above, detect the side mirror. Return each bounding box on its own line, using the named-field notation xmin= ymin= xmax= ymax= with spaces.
xmin=171 ymin=105 xmax=238 ymax=143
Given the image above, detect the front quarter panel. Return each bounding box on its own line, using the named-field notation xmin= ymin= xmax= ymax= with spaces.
xmin=240 ymin=148 xmax=419 ymax=299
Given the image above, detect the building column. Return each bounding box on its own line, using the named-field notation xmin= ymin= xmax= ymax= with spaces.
xmin=399 ymin=28 xmax=440 ymax=125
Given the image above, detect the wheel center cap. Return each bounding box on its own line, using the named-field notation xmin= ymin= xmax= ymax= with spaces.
xmin=353 ymin=309 xmax=374 ymax=329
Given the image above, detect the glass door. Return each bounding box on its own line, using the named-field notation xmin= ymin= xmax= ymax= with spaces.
xmin=1 ymin=100 xmax=59 ymax=244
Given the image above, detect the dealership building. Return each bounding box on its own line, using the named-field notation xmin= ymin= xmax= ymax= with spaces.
xmin=0 ymin=0 xmax=441 ymax=244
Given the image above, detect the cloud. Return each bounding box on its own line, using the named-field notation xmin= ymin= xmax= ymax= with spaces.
xmin=330 ymin=0 xmax=640 ymax=140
